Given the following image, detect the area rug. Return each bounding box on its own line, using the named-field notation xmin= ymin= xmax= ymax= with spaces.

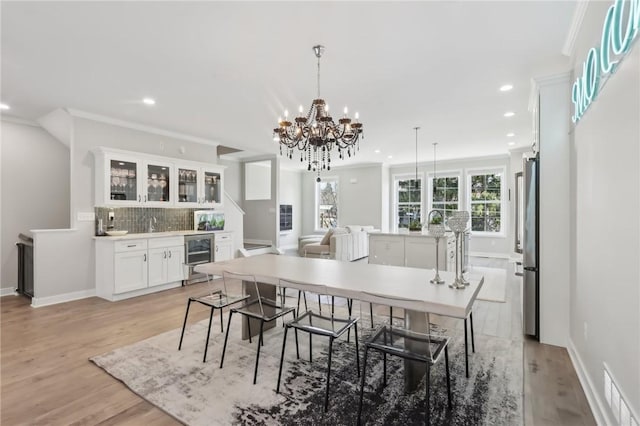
xmin=472 ymin=267 xmax=508 ymax=303
xmin=90 ymin=311 xmax=522 ymax=425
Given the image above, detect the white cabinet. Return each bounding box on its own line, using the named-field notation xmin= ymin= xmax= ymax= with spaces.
xmin=369 ymin=233 xmax=453 ymax=270
xmin=96 ymin=236 xmax=185 ymax=301
xmin=93 ymin=147 xmax=224 ymax=208
xmin=148 ymin=237 xmax=185 ymax=287
xmin=175 ymin=163 xmax=224 ymax=208
xmin=113 ymin=239 xmax=148 ymax=294
xmin=404 ymin=237 xmax=448 ymax=270
xmin=214 ymin=232 xmax=233 ymax=262
xmin=369 ymin=235 xmax=405 ymax=266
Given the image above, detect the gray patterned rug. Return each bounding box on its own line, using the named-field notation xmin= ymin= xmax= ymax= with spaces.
xmin=90 ymin=310 xmax=523 ymax=425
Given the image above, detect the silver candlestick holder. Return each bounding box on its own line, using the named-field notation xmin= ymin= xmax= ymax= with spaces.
xmin=452 ymin=211 xmax=470 ymax=286
xmin=427 ymin=210 xmax=445 ymax=284
xmin=447 ymin=211 xmax=470 ymax=289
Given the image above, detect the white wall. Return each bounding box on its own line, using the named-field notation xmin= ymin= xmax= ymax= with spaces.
xmin=301 ymin=164 xmax=384 ymax=234
xmin=389 ymin=155 xmax=512 ymax=257
xmin=1 ymin=120 xmax=70 ymax=292
xmin=278 ymin=168 xmax=302 ymax=249
xmin=569 ymin=1 xmax=640 ymax=421
xmin=242 ymin=157 xmax=279 ymax=245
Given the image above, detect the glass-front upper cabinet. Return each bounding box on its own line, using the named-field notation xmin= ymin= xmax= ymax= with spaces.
xmin=176 ymin=167 xmax=199 ymax=206
xmin=144 ymin=161 xmax=172 ymax=206
xmin=109 ymin=159 xmax=139 ymax=203
xmin=202 ymin=170 xmax=222 ymax=206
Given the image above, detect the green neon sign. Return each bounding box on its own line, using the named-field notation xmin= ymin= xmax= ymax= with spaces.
xmin=572 ymin=0 xmax=640 ymax=123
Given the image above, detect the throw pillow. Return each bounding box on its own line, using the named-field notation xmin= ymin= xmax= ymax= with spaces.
xmin=320 ymin=228 xmax=334 ymax=246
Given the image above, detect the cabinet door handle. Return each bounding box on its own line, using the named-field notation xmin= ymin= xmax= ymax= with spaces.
xmin=164 ymin=251 xmax=167 ymax=259
xmin=144 ymin=195 xmax=147 ymax=202
xmin=138 ymin=195 xmax=141 ymax=202
xmin=168 ymin=250 xmax=172 ymax=258
xmin=143 ymin=254 xmax=147 ymax=262
xmin=216 ymin=245 xmax=219 ymax=252
xmin=127 ymin=244 xmax=136 ymax=248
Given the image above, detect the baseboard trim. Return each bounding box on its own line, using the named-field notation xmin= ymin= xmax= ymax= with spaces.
xmin=469 ymin=251 xmax=510 ymax=259
xmin=0 ymin=287 xmax=18 ymax=297
xmin=31 ymin=289 xmax=96 ymax=308
xmin=567 ymin=339 xmax=611 ymax=426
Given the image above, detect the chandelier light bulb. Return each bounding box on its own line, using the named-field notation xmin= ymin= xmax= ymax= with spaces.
xmin=355 ymin=112 xmax=359 ymax=120
xmin=325 ymin=104 xmax=329 ymax=112
xmin=344 ymin=106 xmax=348 ymax=115
xmin=299 ymin=105 xmax=304 ymax=114
xmin=284 ymin=109 xmax=289 ymax=118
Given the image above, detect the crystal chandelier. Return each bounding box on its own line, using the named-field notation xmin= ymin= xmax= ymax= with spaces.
xmin=273 ymin=45 xmax=363 ymax=182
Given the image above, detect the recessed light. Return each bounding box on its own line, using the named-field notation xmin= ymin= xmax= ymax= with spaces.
xmin=508 ymin=142 xmax=516 ymax=146
xmin=504 ymin=112 xmax=515 ymax=117
xmin=499 ymin=84 xmax=513 ymax=92
xmin=374 ymin=149 xmax=381 ymax=154
xmin=387 ymin=155 xmax=393 ymax=159
xmin=0 ymin=103 xmax=10 ymax=110
xmin=507 ymin=133 xmax=515 ymax=137
xmin=142 ymin=97 xmax=156 ymax=105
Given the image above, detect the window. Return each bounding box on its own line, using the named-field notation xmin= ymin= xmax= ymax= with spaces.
xmin=316 ymin=178 xmax=338 ymax=229
xmin=429 ymin=174 xmax=460 ymax=223
xmin=394 ymin=175 xmax=422 ymax=230
xmin=279 ymin=204 xmax=292 ymax=231
xmin=469 ymin=171 xmax=503 ymax=233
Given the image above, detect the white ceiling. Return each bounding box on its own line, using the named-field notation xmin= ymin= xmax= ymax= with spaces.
xmin=1 ymin=1 xmax=576 ymax=168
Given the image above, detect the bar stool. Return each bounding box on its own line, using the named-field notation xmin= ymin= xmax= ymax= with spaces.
xmin=357 ymin=319 xmax=452 ymax=425
xmin=178 ymin=273 xmax=250 ymax=362
xmin=276 ymin=279 xmax=360 ymax=412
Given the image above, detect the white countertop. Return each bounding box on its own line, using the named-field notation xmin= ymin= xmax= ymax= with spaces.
xmin=93 ymin=230 xmax=228 ymax=241
xmin=371 ymin=231 xmax=454 ymax=238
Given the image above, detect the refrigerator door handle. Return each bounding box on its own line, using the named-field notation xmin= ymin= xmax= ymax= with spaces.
xmin=523 ymin=266 xmax=538 ymax=272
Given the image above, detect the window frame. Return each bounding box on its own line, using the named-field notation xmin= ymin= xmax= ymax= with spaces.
xmin=466 ymin=167 xmax=506 ymax=237
xmin=392 ymin=172 xmax=424 ymax=232
xmin=314 ymin=176 xmax=339 ymax=232
xmin=426 ymin=169 xmax=462 ymax=226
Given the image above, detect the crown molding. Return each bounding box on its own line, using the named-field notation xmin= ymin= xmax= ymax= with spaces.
xmin=562 ymin=1 xmax=589 ymax=57
xmin=1 ymin=115 xmax=41 ymax=127
xmin=390 ymin=153 xmax=509 ymax=171
xmin=66 ymin=108 xmax=220 ymax=147
xmin=529 ymin=71 xmax=572 ymax=111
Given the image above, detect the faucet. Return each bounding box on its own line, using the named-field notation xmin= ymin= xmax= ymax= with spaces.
xmin=149 ymin=217 xmax=157 ymax=233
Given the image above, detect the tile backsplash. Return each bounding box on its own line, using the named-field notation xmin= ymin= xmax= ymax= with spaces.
xmin=95 ymin=207 xmax=201 ymax=235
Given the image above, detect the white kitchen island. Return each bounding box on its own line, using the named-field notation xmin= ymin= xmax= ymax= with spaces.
xmin=195 ymin=254 xmax=483 ymax=389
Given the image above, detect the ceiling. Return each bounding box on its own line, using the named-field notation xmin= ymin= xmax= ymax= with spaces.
xmin=1 ymin=1 xmax=576 ymax=168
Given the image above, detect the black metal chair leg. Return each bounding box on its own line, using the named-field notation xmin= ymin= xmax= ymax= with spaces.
xmin=296 ymin=291 xmax=302 ymax=317
xmin=276 ymin=325 xmax=289 ymax=393
xmin=247 ymin=317 xmax=252 ymax=344
xmin=470 ymin=311 xmax=475 ymax=353
xmin=294 ymin=328 xmax=300 ymax=359
xmin=331 ymin=295 xmax=335 ymax=315
xmin=354 ymin=322 xmax=360 ymax=377
xmin=464 ymin=318 xmax=469 ymax=378
xmin=220 ymin=310 xmax=234 ymax=368
xmin=253 ymin=320 xmax=265 ymax=384
xmin=318 ymin=294 xmax=322 ymax=314
xmin=347 ymin=299 xmax=353 ymax=343
xmin=202 ymin=306 xmax=215 ymax=363
xmin=425 ymin=364 xmax=431 ymax=426
xmin=357 ymin=347 xmax=369 ymax=425
xmin=178 ymin=299 xmax=192 ymax=350
xmin=324 ymin=337 xmax=334 ymax=412
xmin=445 ymin=346 xmax=452 ymax=409
xmin=383 ymin=329 xmax=388 ymax=387
xmin=370 ymin=303 xmax=374 ymax=328
xmin=219 ymin=294 xmax=224 ymax=332
xmin=389 ymin=306 xmax=393 ymax=324
xmin=309 ymin=332 xmax=313 ymax=363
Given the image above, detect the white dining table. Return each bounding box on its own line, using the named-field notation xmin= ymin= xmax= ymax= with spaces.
xmin=195 ymin=254 xmax=484 ymax=390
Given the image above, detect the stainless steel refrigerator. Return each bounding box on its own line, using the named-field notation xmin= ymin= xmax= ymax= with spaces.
xmin=523 ymin=154 xmax=539 ymax=340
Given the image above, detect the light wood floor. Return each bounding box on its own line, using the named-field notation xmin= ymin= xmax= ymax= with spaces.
xmin=1 ymin=257 xmax=595 ymax=425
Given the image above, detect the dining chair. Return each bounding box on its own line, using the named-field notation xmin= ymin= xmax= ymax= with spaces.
xmin=357 ymin=316 xmax=452 ymax=425
xmin=177 ymin=273 xmax=250 ymax=362
xmin=276 ymin=279 xmax=360 ymax=412
xmin=219 ymin=271 xmax=297 ymax=384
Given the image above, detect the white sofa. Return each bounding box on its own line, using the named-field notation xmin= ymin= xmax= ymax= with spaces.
xmin=299 ymin=225 xmax=378 ymax=261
